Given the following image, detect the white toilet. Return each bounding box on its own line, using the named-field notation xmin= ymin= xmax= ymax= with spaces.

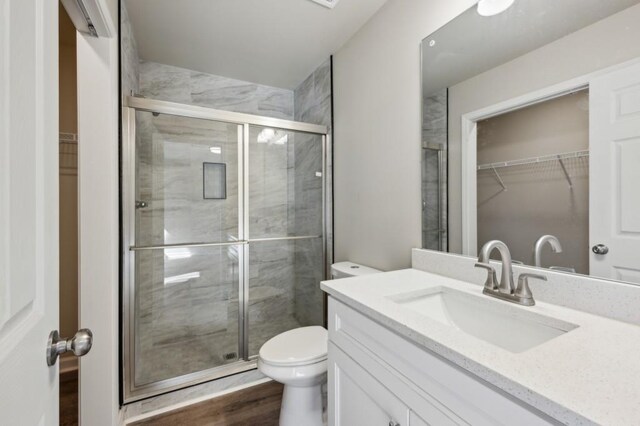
xmin=258 ymin=262 xmax=381 ymax=426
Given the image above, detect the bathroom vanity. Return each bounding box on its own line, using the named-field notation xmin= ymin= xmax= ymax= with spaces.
xmin=321 ymin=259 xmax=640 ymax=425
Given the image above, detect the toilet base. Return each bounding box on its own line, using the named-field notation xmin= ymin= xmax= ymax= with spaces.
xmin=279 ymin=383 xmax=323 ymax=426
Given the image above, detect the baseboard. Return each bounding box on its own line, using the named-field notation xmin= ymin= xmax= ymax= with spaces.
xmin=123 ymin=378 xmax=273 ymax=424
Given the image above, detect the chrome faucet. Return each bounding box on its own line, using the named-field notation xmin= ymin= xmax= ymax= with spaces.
xmin=534 ymin=235 xmax=562 ymax=268
xmin=475 ymin=240 xmax=547 ymax=306
xmin=477 ymin=240 xmax=515 ymax=294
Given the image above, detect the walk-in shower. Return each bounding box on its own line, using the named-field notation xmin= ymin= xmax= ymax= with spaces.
xmin=122 ymin=96 xmax=329 ymax=402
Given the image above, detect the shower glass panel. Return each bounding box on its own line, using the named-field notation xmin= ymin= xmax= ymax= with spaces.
xmin=249 ymin=126 xmax=324 ymax=239
xmin=130 ymin=110 xmax=243 ymax=392
xmin=422 ymin=144 xmax=447 ymax=251
xmin=133 ymin=245 xmax=241 ymax=386
xmin=247 ymin=126 xmax=325 ymax=356
xmin=134 ymin=111 xmax=240 ymax=247
xmin=247 ymin=238 xmax=324 ymax=356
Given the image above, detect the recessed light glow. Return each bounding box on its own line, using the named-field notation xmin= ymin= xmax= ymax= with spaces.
xmin=257 ymin=128 xmax=289 ymax=145
xmin=164 ymin=248 xmax=192 ymax=260
xmin=210 ymin=146 xmax=222 ymax=154
xmin=257 ymin=128 xmax=276 ymax=144
xmin=164 ymin=272 xmax=200 ymax=286
xmin=477 ymin=0 xmax=515 ymax=17
xmin=273 ymin=134 xmax=288 ymax=145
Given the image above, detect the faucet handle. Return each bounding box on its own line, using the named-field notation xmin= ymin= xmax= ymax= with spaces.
xmin=474 ymin=262 xmax=498 ymax=291
xmin=515 ymin=273 xmax=547 ymax=304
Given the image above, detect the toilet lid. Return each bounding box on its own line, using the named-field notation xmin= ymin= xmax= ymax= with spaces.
xmin=259 ymin=326 xmax=328 ymax=366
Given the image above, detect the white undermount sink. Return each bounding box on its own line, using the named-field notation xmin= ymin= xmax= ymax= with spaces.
xmin=388 ymin=287 xmax=578 ymax=353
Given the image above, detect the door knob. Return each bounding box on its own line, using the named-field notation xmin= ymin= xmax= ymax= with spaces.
xmin=592 ymin=244 xmax=609 ymax=255
xmin=46 ymin=329 xmax=93 ymax=366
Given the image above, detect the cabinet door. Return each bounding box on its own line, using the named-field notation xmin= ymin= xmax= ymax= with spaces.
xmin=330 ymin=343 xmax=410 ymax=426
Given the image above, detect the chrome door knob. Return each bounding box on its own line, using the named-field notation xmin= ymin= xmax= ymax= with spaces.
xmin=592 ymin=244 xmax=609 ymax=255
xmin=46 ymin=329 xmax=93 ymax=366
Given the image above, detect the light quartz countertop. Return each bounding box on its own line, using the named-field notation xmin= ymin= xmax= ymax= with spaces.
xmin=321 ymin=268 xmax=640 ymax=426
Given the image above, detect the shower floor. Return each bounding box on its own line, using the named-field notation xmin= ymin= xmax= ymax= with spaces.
xmin=135 ymin=314 xmax=303 ymax=386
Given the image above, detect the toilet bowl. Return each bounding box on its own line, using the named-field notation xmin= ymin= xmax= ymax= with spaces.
xmin=258 ymin=262 xmax=381 ymax=426
xmin=258 ymin=326 xmax=328 ymax=426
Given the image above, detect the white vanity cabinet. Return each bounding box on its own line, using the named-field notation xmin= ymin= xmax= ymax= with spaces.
xmin=327 ymin=297 xmax=558 ymax=426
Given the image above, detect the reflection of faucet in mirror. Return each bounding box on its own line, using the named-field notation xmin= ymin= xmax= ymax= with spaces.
xmin=534 ymin=235 xmax=563 ymax=268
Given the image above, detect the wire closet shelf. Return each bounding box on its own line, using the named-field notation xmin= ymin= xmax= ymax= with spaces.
xmin=477 ymin=149 xmax=589 ymax=190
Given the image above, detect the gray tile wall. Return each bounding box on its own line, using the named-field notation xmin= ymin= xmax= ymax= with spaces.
xmin=293 ymin=59 xmax=332 ymax=327
xmin=121 ymin=2 xmax=139 ymax=96
xmin=139 ymin=61 xmax=294 ymax=120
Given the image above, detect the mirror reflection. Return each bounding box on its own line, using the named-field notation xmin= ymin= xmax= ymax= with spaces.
xmin=421 ymin=0 xmax=640 ymax=284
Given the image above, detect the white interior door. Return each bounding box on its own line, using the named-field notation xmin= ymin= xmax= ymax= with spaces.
xmin=0 ymin=0 xmax=60 ymax=423
xmin=590 ymin=61 xmax=640 ymax=284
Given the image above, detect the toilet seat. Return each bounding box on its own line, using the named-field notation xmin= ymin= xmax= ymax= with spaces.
xmin=259 ymin=326 xmax=327 ymax=367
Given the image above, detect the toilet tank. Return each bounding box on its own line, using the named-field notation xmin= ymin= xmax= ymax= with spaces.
xmin=330 ymin=261 xmax=381 ymax=279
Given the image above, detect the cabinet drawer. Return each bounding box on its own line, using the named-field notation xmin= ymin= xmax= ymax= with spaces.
xmin=329 ymin=297 xmax=557 ymax=426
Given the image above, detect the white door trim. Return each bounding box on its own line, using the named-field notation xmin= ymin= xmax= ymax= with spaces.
xmin=75 ymin=0 xmax=119 ymax=423
xmin=459 ymin=57 xmax=640 ymax=256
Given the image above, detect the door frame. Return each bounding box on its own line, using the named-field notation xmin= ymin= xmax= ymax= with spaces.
xmin=120 ymin=96 xmax=330 ymax=403
xmin=76 ymin=3 xmax=120 ymax=424
xmin=459 ymin=57 xmax=640 ymax=257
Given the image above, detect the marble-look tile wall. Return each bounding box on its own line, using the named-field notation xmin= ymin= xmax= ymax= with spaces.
xmin=121 ymin=2 xmax=139 ymax=96
xmin=293 ymin=59 xmax=332 ymax=327
xmin=422 ymin=89 xmax=448 ymax=251
xmin=139 ymin=61 xmax=294 ymax=120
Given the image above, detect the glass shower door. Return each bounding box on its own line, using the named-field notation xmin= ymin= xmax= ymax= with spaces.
xmin=122 ymin=97 xmax=329 ymax=402
xmin=246 ymin=125 xmax=325 ymax=357
xmin=422 ymin=143 xmax=447 ymax=251
xmin=129 ymin=111 xmax=244 ymax=389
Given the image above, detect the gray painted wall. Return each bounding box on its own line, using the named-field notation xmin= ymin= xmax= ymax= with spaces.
xmin=333 ymin=0 xmax=476 ymax=271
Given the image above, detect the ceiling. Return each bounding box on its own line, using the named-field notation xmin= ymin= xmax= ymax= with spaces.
xmin=125 ymin=0 xmax=389 ymax=90
xmin=422 ymin=0 xmax=640 ymax=96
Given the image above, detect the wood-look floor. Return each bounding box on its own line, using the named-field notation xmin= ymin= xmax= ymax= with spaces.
xmin=60 ymin=370 xmax=79 ymax=426
xmin=130 ymin=381 xmax=284 ymax=426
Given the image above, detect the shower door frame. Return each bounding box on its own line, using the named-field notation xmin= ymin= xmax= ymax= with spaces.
xmin=121 ymin=96 xmax=330 ymax=403
xmin=422 ymin=142 xmax=447 ymax=251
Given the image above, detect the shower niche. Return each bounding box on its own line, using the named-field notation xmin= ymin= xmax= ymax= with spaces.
xmin=122 ymin=99 xmax=328 ymax=402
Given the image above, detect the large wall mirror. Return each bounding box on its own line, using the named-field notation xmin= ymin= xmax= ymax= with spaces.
xmin=421 ymin=0 xmax=640 ymax=285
